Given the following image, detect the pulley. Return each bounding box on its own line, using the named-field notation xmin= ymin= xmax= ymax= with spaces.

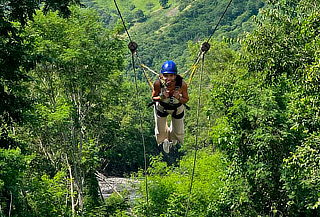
xmin=128 ymin=41 xmax=138 ymax=54
xmin=201 ymin=42 xmax=210 ymax=53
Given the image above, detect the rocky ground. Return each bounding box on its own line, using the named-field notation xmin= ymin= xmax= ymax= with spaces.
xmin=96 ymin=172 xmax=140 ymax=201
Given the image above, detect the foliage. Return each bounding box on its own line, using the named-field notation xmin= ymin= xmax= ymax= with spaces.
xmin=244 ymin=0 xmax=320 ymax=83
xmin=1 ymin=0 xmax=320 ymax=216
xmin=159 ymin=0 xmax=169 ymax=8
xmin=282 ymin=133 xmax=320 ymax=216
xmin=0 ymin=148 xmax=28 ymax=216
xmin=132 ymin=149 xmax=249 ymax=216
xmin=84 ymin=0 xmax=264 ymax=71
xmin=201 ymin=0 xmax=320 ymax=215
xmin=0 ymin=0 xmax=80 ymax=149
xmin=19 ymin=6 xmax=127 ymax=214
xmin=0 ymin=0 xmax=85 ymax=216
xmin=24 ymin=171 xmax=71 ymax=217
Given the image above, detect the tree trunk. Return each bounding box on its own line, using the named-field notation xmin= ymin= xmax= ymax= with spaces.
xmin=66 ymin=156 xmax=75 ymax=217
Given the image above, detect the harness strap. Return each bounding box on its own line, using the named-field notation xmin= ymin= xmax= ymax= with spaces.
xmin=155 ymin=103 xmax=184 ymax=119
xmin=148 ymin=101 xmax=190 ymax=111
xmin=172 ymin=110 xmax=184 ymax=119
xmin=156 ymin=109 xmax=169 ymax=117
xmin=159 ymin=102 xmax=182 ymax=110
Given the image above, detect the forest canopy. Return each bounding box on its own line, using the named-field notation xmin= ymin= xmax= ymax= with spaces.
xmin=1 ymin=0 xmax=319 ymax=216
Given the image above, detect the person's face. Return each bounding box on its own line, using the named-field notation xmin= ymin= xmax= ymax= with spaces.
xmin=163 ymin=73 xmax=176 ymax=86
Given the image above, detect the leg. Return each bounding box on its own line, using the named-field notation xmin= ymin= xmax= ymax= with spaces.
xmin=169 ymin=105 xmax=185 ymax=144
xmin=154 ymin=103 xmax=169 ymax=144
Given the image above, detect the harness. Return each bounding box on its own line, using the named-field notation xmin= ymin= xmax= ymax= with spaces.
xmin=155 ymin=75 xmax=186 ymax=119
xmin=160 ymin=74 xmax=183 ymax=104
xmin=149 ymin=75 xmax=190 ymax=113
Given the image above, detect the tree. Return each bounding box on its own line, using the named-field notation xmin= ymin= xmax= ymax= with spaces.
xmin=212 ymin=0 xmax=320 ymax=215
xmin=159 ymin=0 xmax=169 ymax=8
xmin=22 ymin=6 xmax=126 ymax=214
xmin=0 ymin=0 xmax=81 ymax=147
xmin=282 ymin=134 xmax=320 ymax=216
xmin=0 ymin=0 xmax=82 ymax=215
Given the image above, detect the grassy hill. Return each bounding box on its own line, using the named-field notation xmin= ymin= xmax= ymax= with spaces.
xmin=84 ymin=0 xmax=264 ymax=71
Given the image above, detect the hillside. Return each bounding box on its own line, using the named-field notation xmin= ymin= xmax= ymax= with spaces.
xmin=2 ymin=0 xmax=320 ymax=216
xmin=84 ymin=0 xmax=264 ymax=70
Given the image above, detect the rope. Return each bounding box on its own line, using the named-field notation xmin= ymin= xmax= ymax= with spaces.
xmin=113 ymin=0 xmax=234 ymax=213
xmin=207 ymin=0 xmax=233 ymax=43
xmin=184 ymin=53 xmax=206 ymax=217
xmin=183 ymin=0 xmax=233 ymax=81
xmin=184 ymin=1 xmax=233 ymax=214
xmin=113 ymin=0 xmax=149 ymax=206
xmin=140 ymin=65 xmax=154 ymax=89
xmin=140 ymin=63 xmax=159 ymax=76
xmin=182 ymin=51 xmax=202 ymax=81
xmin=130 ymin=53 xmax=149 ymax=205
xmin=186 ymin=60 xmax=200 ymax=85
xmin=113 ymin=0 xmax=132 ymax=42
xmin=139 ymin=63 xmax=158 ymax=89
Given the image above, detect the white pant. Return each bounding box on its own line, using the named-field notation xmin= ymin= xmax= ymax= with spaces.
xmin=154 ymin=102 xmax=185 ymax=145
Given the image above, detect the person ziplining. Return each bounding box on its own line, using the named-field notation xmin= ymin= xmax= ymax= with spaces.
xmin=113 ymin=0 xmax=233 ymax=212
xmin=152 ymin=60 xmax=189 ymax=153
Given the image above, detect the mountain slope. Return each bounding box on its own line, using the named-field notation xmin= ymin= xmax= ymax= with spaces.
xmin=84 ymin=0 xmax=264 ymax=70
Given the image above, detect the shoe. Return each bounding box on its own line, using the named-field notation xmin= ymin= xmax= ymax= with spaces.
xmin=163 ymin=139 xmax=171 ymax=154
xmin=157 ymin=142 xmax=163 ymax=153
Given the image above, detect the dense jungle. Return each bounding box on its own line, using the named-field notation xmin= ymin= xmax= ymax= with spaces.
xmin=1 ymin=0 xmax=319 ymax=216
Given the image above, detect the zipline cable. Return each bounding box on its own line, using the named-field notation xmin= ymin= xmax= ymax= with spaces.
xmin=184 ymin=51 xmax=206 ymax=217
xmin=207 ymin=0 xmax=233 ymax=43
xmin=185 ymin=1 xmax=233 ymax=215
xmin=113 ymin=0 xmax=149 ymax=205
xmin=183 ymin=0 xmax=233 ymax=80
xmin=114 ymin=0 xmax=234 ymax=213
xmin=114 ymin=0 xmax=155 ymax=89
xmin=113 ymin=0 xmax=132 ymax=42
xmin=130 ymin=49 xmax=149 ymax=205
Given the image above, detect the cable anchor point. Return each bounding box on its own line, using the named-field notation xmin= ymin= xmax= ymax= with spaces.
xmin=128 ymin=41 xmax=138 ymax=54
xmin=201 ymin=42 xmax=211 ymax=53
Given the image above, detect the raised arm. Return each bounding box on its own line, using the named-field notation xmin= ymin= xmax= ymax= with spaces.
xmin=152 ymin=80 xmax=161 ymax=101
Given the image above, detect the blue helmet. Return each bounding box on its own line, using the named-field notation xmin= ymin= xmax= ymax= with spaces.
xmin=160 ymin=60 xmax=177 ymax=74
